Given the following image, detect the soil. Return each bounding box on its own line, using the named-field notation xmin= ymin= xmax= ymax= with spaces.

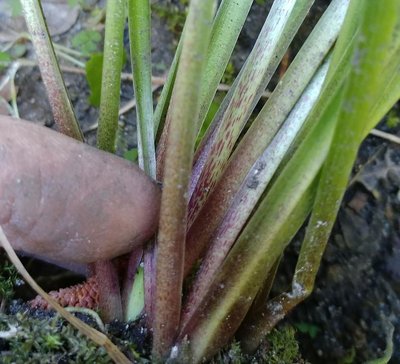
xmin=275 ymin=132 xmax=400 ymax=363
xmin=0 ymin=0 xmax=399 ymax=363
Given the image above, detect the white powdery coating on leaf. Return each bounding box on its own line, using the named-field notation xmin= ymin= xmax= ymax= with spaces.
xmin=170 ymin=345 xmax=179 ymax=359
xmin=316 ymin=220 xmax=328 ymax=228
xmin=288 ymin=282 xmax=306 ymax=299
xmin=267 ymin=300 xmax=284 ymax=319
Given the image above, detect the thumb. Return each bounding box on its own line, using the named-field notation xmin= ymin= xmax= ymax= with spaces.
xmin=0 ymin=116 xmax=160 ymax=264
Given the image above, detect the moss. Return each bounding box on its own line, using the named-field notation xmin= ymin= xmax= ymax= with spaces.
xmin=0 ymin=261 xmax=19 ymax=303
xmin=0 ymin=309 xmax=308 ymax=363
xmin=0 ymin=312 xmax=112 ymax=363
xmin=0 ymin=311 xmax=151 ymax=363
xmin=210 ymin=340 xmax=248 ymax=364
xmin=210 ymin=325 xmax=309 ymax=364
xmin=259 ymin=326 xmax=308 ymax=364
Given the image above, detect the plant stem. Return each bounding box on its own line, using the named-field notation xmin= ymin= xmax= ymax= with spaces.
xmin=294 ymin=0 xmax=400 ymax=311
xmin=91 ymin=261 xmax=122 ymax=322
xmin=53 ymin=43 xmax=85 ymax=58
xmin=22 ymin=0 xmax=123 ymax=322
xmin=179 ymin=92 xmax=338 ymax=362
xmin=156 ymin=0 xmax=253 ymax=179
xmin=188 ymin=0 xmax=314 ymax=225
xmin=195 ymin=0 xmax=253 ymax=134
xmin=55 ymin=50 xmax=86 ymax=68
xmin=153 ymin=36 xmax=182 ymax=140
xmin=181 ymin=58 xmax=330 ymax=329
xmin=96 ymin=0 xmax=126 ymax=152
xmin=7 ymin=62 xmax=20 ymax=118
xmin=239 ymin=0 xmax=400 ymax=351
xmin=184 ymin=0 xmax=348 ymax=275
xmin=127 ymin=0 xmax=156 ymax=178
xmin=126 ymin=0 xmax=156 ymax=324
xmin=152 ymin=0 xmax=216 ymax=360
xmin=94 ymin=0 xmax=127 ymax=322
xmin=20 ymin=0 xmax=83 ymax=140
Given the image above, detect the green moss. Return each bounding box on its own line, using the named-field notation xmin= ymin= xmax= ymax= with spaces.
xmin=260 ymin=326 xmax=306 ymax=364
xmin=210 ymin=340 xmax=248 ymax=364
xmin=0 ymin=313 xmax=112 ymax=363
xmin=0 ymin=311 xmax=307 ymax=363
xmin=0 ymin=261 xmax=19 ymax=302
xmin=210 ymin=325 xmax=308 ymax=364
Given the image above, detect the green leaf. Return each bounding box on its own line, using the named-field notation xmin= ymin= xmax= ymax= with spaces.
xmin=71 ymin=30 xmax=102 ymax=57
xmin=127 ymin=0 xmax=156 ymax=178
xmin=183 ymin=0 xmax=350 ymax=278
xmin=294 ymin=322 xmax=320 ymax=338
xmin=195 ymin=0 xmax=253 ymax=134
xmin=20 ymin=0 xmax=82 ymax=140
xmin=189 ymin=0 xmax=315 ymax=225
xmin=152 ymin=0 xmax=216 ymax=359
xmin=85 ymin=53 xmax=103 ymax=107
xmin=96 ymin=0 xmax=126 ymax=153
xmin=182 ymin=59 xmax=330 ymax=331
xmin=124 ymin=266 xmax=144 ymax=321
xmin=153 ymin=0 xmax=253 ymax=139
xmin=86 ymin=49 xmax=126 ymax=108
xmin=195 ymin=95 xmax=223 ymax=149
xmin=123 ymin=148 xmax=138 ymax=163
xmin=180 ymin=97 xmax=338 ymax=360
xmin=386 ymin=110 xmax=400 ymax=129
xmin=294 ymin=0 xmax=400 ymax=296
xmin=152 ymin=39 xmax=182 ymax=139
xmin=0 ymin=52 xmax=12 ymax=70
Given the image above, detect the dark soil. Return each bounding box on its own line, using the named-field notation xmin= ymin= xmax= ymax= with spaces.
xmin=274 ymin=131 xmax=400 ymax=363
xmin=1 ymin=0 xmax=399 ymax=363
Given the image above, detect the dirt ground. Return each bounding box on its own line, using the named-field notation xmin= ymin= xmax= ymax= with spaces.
xmin=0 ymin=0 xmax=399 ymax=362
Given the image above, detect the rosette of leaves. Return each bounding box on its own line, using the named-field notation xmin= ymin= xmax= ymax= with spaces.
xmin=8 ymin=0 xmax=400 ymax=362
